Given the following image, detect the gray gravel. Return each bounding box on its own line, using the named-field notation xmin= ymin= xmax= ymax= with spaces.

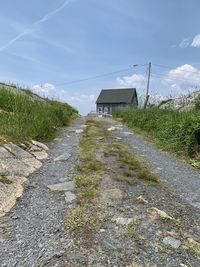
xmin=112 ymin=120 xmax=200 ymax=209
xmin=0 ymin=118 xmax=85 ymax=267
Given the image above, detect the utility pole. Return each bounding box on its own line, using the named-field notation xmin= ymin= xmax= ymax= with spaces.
xmin=143 ymin=62 xmax=151 ymax=109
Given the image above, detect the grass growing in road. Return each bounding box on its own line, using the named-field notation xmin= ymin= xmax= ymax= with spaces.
xmin=114 ymin=108 xmax=200 ymax=167
xmin=106 ymin=143 xmax=158 ymax=183
xmin=66 ymin=120 xmax=107 ymax=233
xmin=0 ymin=86 xmax=78 ymax=143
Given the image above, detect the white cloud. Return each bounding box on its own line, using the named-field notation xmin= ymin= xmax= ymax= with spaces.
xmin=191 ymin=34 xmax=200 ymax=47
xmin=117 ymin=64 xmax=200 ymax=101
xmin=0 ymin=0 xmax=76 ymax=51
xmin=163 ymin=64 xmax=200 ymax=95
xmin=117 ymin=74 xmax=145 ymax=89
xmin=179 ymin=38 xmax=190 ymax=48
xmin=32 ymin=83 xmax=55 ymax=95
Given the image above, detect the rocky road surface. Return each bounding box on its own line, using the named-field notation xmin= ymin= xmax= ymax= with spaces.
xmin=0 ymin=116 xmax=199 ymax=267
xmin=110 ymin=119 xmax=200 ymax=209
xmin=0 ymin=118 xmax=85 ymax=267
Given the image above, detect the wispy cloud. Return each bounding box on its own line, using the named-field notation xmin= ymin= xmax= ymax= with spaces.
xmin=178 ymin=34 xmax=200 ymax=48
xmin=191 ymin=34 xmax=200 ymax=47
xmin=179 ymin=38 xmax=190 ymax=48
xmin=0 ymin=0 xmax=75 ymax=52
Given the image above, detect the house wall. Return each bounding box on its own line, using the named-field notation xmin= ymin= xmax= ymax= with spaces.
xmin=97 ymin=103 xmax=131 ymax=114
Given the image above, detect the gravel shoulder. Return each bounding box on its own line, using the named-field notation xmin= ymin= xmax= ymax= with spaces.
xmin=0 ymin=118 xmax=85 ymax=267
xmin=110 ymin=118 xmax=200 ymax=209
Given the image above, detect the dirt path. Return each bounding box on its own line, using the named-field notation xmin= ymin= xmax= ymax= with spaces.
xmin=108 ymin=118 xmax=200 ymax=209
xmin=0 ymin=118 xmax=85 ymax=267
xmin=0 ymin=116 xmax=199 ymax=267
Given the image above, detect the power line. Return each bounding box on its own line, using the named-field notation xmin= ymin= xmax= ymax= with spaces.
xmin=54 ymin=67 xmax=134 ymax=87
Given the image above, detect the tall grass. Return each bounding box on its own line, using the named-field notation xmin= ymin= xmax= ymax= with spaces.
xmin=0 ymin=87 xmax=78 ymax=142
xmin=114 ymin=108 xmax=200 ymax=159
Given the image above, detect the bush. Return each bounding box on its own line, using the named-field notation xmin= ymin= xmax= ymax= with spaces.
xmin=114 ymin=107 xmax=200 ymax=158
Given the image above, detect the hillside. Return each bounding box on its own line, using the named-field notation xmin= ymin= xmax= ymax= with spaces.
xmin=0 ymin=84 xmax=78 ymax=143
xmin=114 ymin=106 xmax=200 ymax=168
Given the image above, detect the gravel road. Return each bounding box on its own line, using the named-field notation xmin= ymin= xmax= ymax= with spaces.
xmin=111 ymin=119 xmax=200 ymax=209
xmin=0 ymin=118 xmax=84 ymax=267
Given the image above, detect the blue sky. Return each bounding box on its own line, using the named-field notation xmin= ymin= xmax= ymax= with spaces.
xmin=0 ymin=0 xmax=200 ymax=114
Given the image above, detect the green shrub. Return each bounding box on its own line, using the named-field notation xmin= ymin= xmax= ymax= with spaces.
xmin=114 ymin=107 xmax=200 ymax=159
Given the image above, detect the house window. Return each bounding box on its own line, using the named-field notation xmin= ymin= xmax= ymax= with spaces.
xmin=98 ymin=107 xmax=103 ymax=113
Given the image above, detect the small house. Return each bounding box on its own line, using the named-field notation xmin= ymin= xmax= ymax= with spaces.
xmin=96 ymin=88 xmax=138 ymax=115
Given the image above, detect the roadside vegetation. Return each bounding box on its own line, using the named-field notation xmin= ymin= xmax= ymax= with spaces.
xmin=0 ymin=86 xmax=78 ymax=143
xmin=114 ymin=108 xmax=200 ymax=167
xmin=66 ymin=120 xmax=107 ymax=233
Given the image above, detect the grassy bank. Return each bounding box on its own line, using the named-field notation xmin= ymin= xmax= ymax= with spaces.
xmin=0 ymin=87 xmax=78 ymax=143
xmin=114 ymin=108 xmax=200 ymax=166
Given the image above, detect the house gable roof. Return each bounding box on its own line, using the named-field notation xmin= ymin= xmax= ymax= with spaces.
xmin=96 ymin=88 xmax=137 ymax=104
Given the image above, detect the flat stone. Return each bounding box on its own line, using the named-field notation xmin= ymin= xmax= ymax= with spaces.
xmin=123 ymin=132 xmax=133 ymax=135
xmin=65 ymin=192 xmax=76 ymax=203
xmin=113 ymin=217 xmax=133 ymax=225
xmin=107 ymin=126 xmax=116 ymax=131
xmin=116 ymin=137 xmax=122 ymax=140
xmin=54 ymin=153 xmax=71 ymax=161
xmin=80 ymin=125 xmax=87 ymax=128
xmin=0 ymin=158 xmax=35 ymax=176
xmin=31 ymin=140 xmax=49 ymax=151
xmin=136 ymin=195 xmax=148 ymax=204
xmin=163 ymin=236 xmax=181 ymax=249
xmin=0 ymin=147 xmax=14 ymax=159
xmin=4 ymin=144 xmax=33 ymax=159
xmin=75 ymin=129 xmax=84 ymax=134
xmin=148 ymin=207 xmax=175 ymax=221
xmin=47 ymin=181 xmax=75 ymax=192
xmin=101 ymin=240 xmax=118 ymax=250
xmin=31 ymin=151 xmax=48 ymax=160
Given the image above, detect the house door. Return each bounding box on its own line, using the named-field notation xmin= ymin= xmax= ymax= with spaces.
xmin=104 ymin=106 xmax=108 ymax=114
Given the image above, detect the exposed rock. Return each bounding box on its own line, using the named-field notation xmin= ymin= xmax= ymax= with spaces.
xmin=97 ymin=137 xmax=104 ymax=141
xmin=0 ymin=233 xmax=11 ymax=242
xmin=136 ymin=195 xmax=148 ymax=204
xmin=26 ymin=143 xmax=43 ymax=152
xmin=54 ymin=153 xmax=71 ymax=162
xmin=101 ymin=240 xmax=119 ymax=250
xmin=113 ymin=217 xmax=133 ymax=225
xmin=159 ymin=90 xmax=200 ymax=111
xmin=107 ymin=126 xmax=116 ymax=131
xmin=0 ymin=159 xmax=35 ymax=176
xmin=148 ymin=207 xmax=174 ymax=221
xmin=31 ymin=140 xmax=49 ymax=151
xmin=0 ymin=147 xmax=14 ymax=159
xmin=163 ymin=236 xmax=181 ymax=249
xmin=4 ymin=143 xmax=33 ymax=159
xmin=75 ymin=129 xmax=84 ymax=134
xmin=116 ymin=137 xmax=122 ymax=140
xmin=47 ymin=181 xmax=75 ymax=192
xmin=0 ymin=176 xmax=26 ymax=217
xmin=80 ymin=125 xmax=87 ymax=128
xmin=65 ymin=192 xmax=76 ymax=203
xmin=123 ymin=132 xmax=133 ymax=135
xmin=30 ymin=151 xmax=48 ymax=160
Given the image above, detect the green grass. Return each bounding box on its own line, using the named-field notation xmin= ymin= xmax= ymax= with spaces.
xmin=114 ymin=108 xmax=200 ymax=161
xmin=66 ymin=119 xmax=107 ymax=233
xmin=106 ymin=143 xmax=158 ymax=183
xmin=0 ymin=87 xmax=78 ymax=142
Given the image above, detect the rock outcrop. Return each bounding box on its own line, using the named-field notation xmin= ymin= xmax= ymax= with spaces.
xmin=159 ymin=90 xmax=200 ymax=111
xmin=0 ymin=140 xmax=48 ymax=217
